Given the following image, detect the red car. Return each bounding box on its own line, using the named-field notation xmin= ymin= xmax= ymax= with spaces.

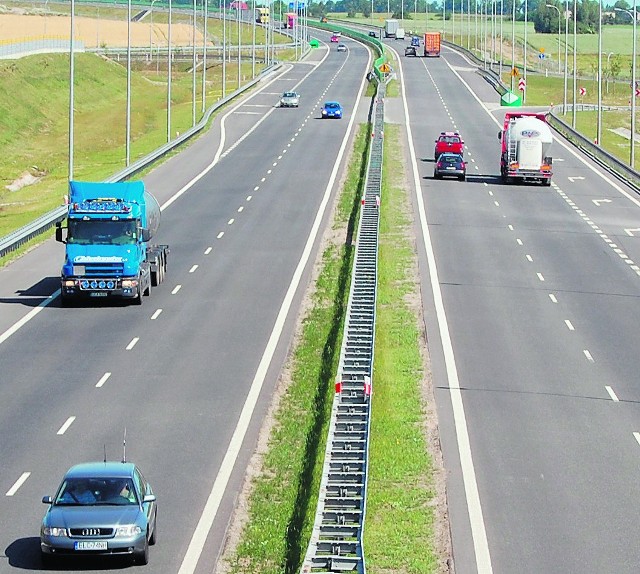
xmin=435 ymin=131 xmax=464 ymax=160
xmin=331 ymin=34 xmax=340 ymax=42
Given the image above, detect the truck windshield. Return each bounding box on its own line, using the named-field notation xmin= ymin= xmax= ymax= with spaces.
xmin=67 ymin=220 xmax=138 ymax=245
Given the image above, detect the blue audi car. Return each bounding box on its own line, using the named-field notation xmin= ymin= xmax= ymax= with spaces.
xmin=41 ymin=461 xmax=157 ymax=566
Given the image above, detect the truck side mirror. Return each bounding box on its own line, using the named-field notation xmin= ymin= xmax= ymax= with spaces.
xmin=497 ymin=131 xmax=502 ymax=141
xmin=141 ymin=228 xmax=151 ymax=242
xmin=55 ymin=222 xmax=65 ymax=243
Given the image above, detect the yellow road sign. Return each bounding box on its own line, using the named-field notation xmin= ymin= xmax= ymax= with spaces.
xmin=511 ymin=67 xmax=519 ymax=77
xmin=380 ymin=63 xmax=390 ymax=73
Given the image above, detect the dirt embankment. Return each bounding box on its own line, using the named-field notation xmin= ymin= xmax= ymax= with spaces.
xmin=0 ymin=13 xmax=205 ymax=48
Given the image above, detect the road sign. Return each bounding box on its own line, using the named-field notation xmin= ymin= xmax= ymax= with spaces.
xmin=636 ymin=88 xmax=640 ymax=97
xmin=511 ymin=67 xmax=519 ymax=77
xmin=538 ymin=53 xmax=545 ymax=59
xmin=579 ymin=87 xmax=586 ymax=96
xmin=518 ymin=78 xmax=526 ymax=91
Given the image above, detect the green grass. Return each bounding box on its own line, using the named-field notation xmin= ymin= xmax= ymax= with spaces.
xmin=365 ymin=123 xmax=440 ymax=573
xmin=222 ymin=123 xmax=370 ymax=574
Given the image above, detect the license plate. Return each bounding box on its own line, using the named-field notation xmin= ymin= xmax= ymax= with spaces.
xmin=89 ymin=292 xmax=108 ymax=297
xmin=75 ymin=540 xmax=107 ymax=550
xmin=446 ymin=167 xmax=456 ymax=170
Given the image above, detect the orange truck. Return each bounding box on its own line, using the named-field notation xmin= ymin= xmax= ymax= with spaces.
xmin=424 ymin=32 xmax=441 ymax=57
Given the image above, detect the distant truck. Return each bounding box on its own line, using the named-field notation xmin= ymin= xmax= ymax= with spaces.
xmin=424 ymin=32 xmax=441 ymax=57
xmin=56 ymin=180 xmax=169 ymax=305
xmin=498 ymin=112 xmax=553 ymax=186
xmin=284 ymin=12 xmax=296 ymax=28
xmin=384 ymin=18 xmax=398 ymax=38
xmin=396 ymin=27 xmax=405 ymax=40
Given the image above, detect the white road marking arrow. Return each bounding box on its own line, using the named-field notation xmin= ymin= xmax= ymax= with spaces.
xmin=592 ymin=199 xmax=612 ymax=206
xmin=568 ymin=176 xmax=585 ymax=182
xmin=625 ymin=228 xmax=640 ymax=236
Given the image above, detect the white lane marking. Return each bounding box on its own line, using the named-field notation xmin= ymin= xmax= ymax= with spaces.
xmin=549 ymin=294 xmax=558 ymax=303
xmin=605 ymin=386 xmax=619 ymax=402
xmin=526 ymin=254 xmax=533 ymax=262
xmin=238 ymin=206 xmax=244 ymax=213
xmin=254 ymin=186 xmax=260 ymax=191
xmin=0 ymin=291 xmax=58 ymax=347
xmin=217 ymin=232 xmax=224 ymax=239
xmin=272 ymin=162 xmax=278 ymax=167
xmin=151 ymin=309 xmax=162 ymax=320
xmin=228 ymin=219 xmax=235 ymax=225
xmin=634 ymin=432 xmax=640 ymax=446
xmin=247 ymin=195 xmax=252 ymax=201
xmin=516 ymin=238 xmax=523 ymax=245
xmin=172 ymin=285 xmax=182 ymax=295
xmin=261 ymin=177 xmax=266 ymax=182
xmin=584 ymin=349 xmax=595 ymax=362
xmin=96 ymin=372 xmax=111 ymax=388
xmin=267 ymin=169 xmax=272 ymax=174
xmin=6 ymin=472 xmax=30 ymax=496
xmin=57 ymin=416 xmax=76 ymax=435
xmin=537 ymin=272 xmax=545 ymax=281
xmin=397 ymin=46 xmax=494 ymax=573
xmin=126 ymin=337 xmax=139 ymax=350
xmin=189 ymin=265 xmax=198 ymax=273
xmin=205 ymin=247 xmax=212 ymax=255
xmin=564 ymin=320 xmax=575 ymax=331
xmin=508 ymin=224 xmax=514 ymax=231
xmin=177 ymin=44 xmax=372 ymax=574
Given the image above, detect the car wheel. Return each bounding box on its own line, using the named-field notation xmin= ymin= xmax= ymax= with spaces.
xmin=134 ymin=539 xmax=149 ymax=565
xmin=149 ymin=511 xmax=157 ymax=546
xmin=434 ymin=173 xmax=441 ymax=179
xmin=459 ymin=175 xmax=465 ymax=181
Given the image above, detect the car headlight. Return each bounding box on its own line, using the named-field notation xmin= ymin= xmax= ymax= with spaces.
xmin=115 ymin=525 xmax=143 ymax=537
xmin=43 ymin=526 xmax=68 ymax=537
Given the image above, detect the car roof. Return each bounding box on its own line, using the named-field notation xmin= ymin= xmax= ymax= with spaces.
xmin=283 ymin=91 xmax=297 ymax=96
xmin=324 ymin=101 xmax=341 ymax=106
xmin=64 ymin=461 xmax=137 ymax=479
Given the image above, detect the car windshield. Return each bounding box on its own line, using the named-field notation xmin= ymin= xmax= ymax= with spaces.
xmin=67 ymin=219 xmax=137 ymax=245
xmin=440 ymin=136 xmax=460 ymax=143
xmin=441 ymin=155 xmax=462 ymax=164
xmin=326 ymin=103 xmax=339 ymax=109
xmin=283 ymin=92 xmax=296 ymax=98
xmin=55 ymin=477 xmax=139 ymax=506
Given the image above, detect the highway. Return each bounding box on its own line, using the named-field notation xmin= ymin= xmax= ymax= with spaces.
xmin=0 ymin=33 xmax=371 ymax=573
xmin=394 ymin=41 xmax=640 ymax=573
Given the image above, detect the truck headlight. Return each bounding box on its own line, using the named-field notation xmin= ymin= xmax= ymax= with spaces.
xmin=43 ymin=526 xmax=68 ymax=537
xmin=122 ymin=279 xmax=138 ymax=288
xmin=63 ymin=280 xmax=76 ymax=287
xmin=115 ymin=525 xmax=143 ymax=537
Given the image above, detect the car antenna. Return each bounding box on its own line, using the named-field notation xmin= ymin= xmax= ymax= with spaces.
xmin=103 ymin=444 xmax=107 ymax=463
xmin=122 ymin=428 xmax=127 ymax=463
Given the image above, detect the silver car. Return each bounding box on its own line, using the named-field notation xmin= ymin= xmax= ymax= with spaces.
xmin=280 ymin=91 xmax=300 ymax=107
xmin=40 ymin=461 xmax=157 ymax=566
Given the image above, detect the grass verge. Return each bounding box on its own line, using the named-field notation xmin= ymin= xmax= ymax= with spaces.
xmin=221 ymin=121 xmax=371 ymax=574
xmin=366 ymin=123 xmax=444 ymax=573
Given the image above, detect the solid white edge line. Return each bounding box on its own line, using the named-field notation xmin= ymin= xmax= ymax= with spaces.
xmin=634 ymin=432 xmax=640 ymax=446
xmin=176 ymin=46 xmax=372 ymax=574
xmin=396 ymin=46 xmax=494 ymax=573
xmin=57 ymin=416 xmax=76 ymax=435
xmin=6 ymin=472 xmax=30 ymax=496
xmin=0 ymin=290 xmax=59 ymax=346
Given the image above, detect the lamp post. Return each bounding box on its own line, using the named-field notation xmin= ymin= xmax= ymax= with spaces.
xmin=150 ymin=0 xmax=159 ymax=52
xmin=126 ymin=0 xmax=131 ymax=166
xmin=167 ymin=0 xmax=172 ymax=143
xmin=523 ymin=0 xmax=528 ymax=104
xmin=615 ymin=6 xmax=636 ymax=166
xmin=192 ymin=0 xmax=197 ymax=127
xmin=545 ymin=4 xmax=561 ymax=74
xmin=606 ymin=51 xmax=614 ymax=93
xmin=511 ymin=0 xmax=515 ymax=91
xmin=69 ymin=0 xmax=75 ymax=180
xmin=563 ymin=0 xmax=568 ymax=114
xmin=597 ymin=0 xmax=602 ymax=146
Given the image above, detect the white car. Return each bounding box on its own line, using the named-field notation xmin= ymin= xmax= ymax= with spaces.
xmin=337 ymin=43 xmax=347 ymax=52
xmin=280 ymin=91 xmax=300 ymax=108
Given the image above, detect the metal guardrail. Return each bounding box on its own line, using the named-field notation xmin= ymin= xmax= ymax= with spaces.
xmin=300 ymin=79 xmax=385 ymax=574
xmin=0 ymin=61 xmax=281 ymax=260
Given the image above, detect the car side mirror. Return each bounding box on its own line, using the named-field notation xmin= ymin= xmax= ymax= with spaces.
xmin=141 ymin=228 xmax=151 ymax=242
xmin=143 ymin=494 xmax=156 ymax=503
xmin=42 ymin=496 xmax=53 ymax=504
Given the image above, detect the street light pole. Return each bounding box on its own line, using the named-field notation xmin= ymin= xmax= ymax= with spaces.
xmin=563 ymin=0 xmax=568 ymax=114
xmin=511 ymin=0 xmax=515 ymax=91
xmin=524 ymin=0 xmax=528 ymax=104
xmin=126 ymin=0 xmax=131 ymax=166
xmin=545 ymin=4 xmax=561 ymax=74
xmin=615 ymin=5 xmax=636 ymax=165
xmin=597 ymin=0 xmax=602 ymax=146
xmin=572 ymin=0 xmax=576 ymax=128
xmin=69 ymin=0 xmax=75 ymax=180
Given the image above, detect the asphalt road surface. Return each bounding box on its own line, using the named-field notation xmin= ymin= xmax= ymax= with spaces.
xmin=0 ymin=33 xmax=371 ymax=574
xmin=394 ymin=39 xmax=640 ymax=574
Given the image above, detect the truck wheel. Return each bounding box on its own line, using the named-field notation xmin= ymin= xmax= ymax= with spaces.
xmin=134 ymin=285 xmax=143 ymax=305
xmin=144 ymin=279 xmax=152 ymax=297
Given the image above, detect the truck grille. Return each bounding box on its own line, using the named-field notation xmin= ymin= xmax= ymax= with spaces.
xmin=73 ymin=262 xmax=124 ymax=276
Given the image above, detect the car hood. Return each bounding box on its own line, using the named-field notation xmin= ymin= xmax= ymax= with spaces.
xmin=44 ymin=505 xmax=144 ymax=528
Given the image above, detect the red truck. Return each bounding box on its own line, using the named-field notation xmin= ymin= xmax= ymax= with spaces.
xmin=424 ymin=32 xmax=441 ymax=57
xmin=498 ymin=112 xmax=553 ymax=186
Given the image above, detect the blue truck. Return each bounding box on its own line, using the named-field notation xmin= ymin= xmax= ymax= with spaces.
xmin=55 ymin=180 xmax=169 ymax=306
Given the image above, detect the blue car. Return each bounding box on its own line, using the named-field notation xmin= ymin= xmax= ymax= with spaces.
xmin=322 ymin=101 xmax=343 ymax=119
xmin=41 ymin=461 xmax=157 ymax=566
